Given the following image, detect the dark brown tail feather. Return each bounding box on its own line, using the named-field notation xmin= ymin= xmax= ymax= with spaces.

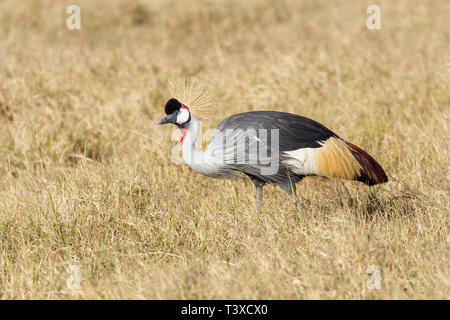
xmin=344 ymin=141 xmax=388 ymax=186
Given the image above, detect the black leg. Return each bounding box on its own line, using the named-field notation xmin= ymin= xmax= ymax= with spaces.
xmin=248 ymin=176 xmax=265 ymax=206
xmin=279 ymin=180 xmax=297 ymax=198
xmin=278 ymin=175 xmax=305 ymax=204
xmin=256 ymin=185 xmax=263 ymax=203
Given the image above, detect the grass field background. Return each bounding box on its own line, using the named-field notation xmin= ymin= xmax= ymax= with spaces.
xmin=0 ymin=0 xmax=448 ymax=299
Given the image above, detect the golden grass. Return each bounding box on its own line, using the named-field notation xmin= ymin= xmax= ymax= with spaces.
xmin=0 ymin=0 xmax=448 ymax=299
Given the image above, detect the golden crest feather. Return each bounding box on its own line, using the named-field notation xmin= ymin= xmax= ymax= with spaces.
xmin=168 ymin=77 xmax=217 ymax=118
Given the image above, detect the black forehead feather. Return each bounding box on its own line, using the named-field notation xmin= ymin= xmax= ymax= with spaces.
xmin=164 ymin=98 xmax=181 ymax=115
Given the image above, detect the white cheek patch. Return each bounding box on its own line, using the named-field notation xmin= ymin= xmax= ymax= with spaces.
xmin=176 ymin=108 xmax=190 ymax=124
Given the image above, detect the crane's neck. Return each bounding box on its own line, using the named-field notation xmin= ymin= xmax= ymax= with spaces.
xmin=181 ymin=115 xmax=201 ymax=156
xmin=181 ymin=115 xmax=217 ymax=176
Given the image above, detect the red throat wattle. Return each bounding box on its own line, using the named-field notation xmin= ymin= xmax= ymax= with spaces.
xmin=180 ymin=128 xmax=187 ymax=145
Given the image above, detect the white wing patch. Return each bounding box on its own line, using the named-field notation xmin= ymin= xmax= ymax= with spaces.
xmin=283 ymin=148 xmax=319 ymax=175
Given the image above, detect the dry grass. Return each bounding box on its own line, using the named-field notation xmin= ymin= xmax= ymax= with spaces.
xmin=0 ymin=0 xmax=448 ymax=299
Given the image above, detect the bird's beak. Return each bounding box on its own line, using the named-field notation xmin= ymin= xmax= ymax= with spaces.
xmin=157 ymin=116 xmax=169 ymax=125
xmin=157 ymin=113 xmax=177 ymax=125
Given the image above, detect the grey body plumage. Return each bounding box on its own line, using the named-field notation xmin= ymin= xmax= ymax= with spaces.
xmin=208 ymin=111 xmax=337 ymax=193
xmin=161 ymin=103 xmax=334 ymax=201
xmin=158 ymin=96 xmax=388 ymax=204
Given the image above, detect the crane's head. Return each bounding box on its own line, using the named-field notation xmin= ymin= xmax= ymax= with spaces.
xmin=157 ymin=98 xmax=191 ymax=127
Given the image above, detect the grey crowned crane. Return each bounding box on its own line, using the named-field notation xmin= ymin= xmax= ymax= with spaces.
xmin=157 ymin=78 xmax=388 ymax=204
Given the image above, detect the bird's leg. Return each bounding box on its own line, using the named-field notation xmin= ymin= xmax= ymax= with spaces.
xmin=279 ymin=176 xmax=303 ymax=209
xmin=249 ymin=177 xmax=265 ymax=210
xmin=279 ymin=180 xmax=297 ymax=199
xmin=256 ymin=185 xmax=263 ymax=203
xmin=255 ymin=185 xmax=263 ymax=213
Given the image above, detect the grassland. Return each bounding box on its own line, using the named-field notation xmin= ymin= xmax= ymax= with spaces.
xmin=0 ymin=0 xmax=448 ymax=299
